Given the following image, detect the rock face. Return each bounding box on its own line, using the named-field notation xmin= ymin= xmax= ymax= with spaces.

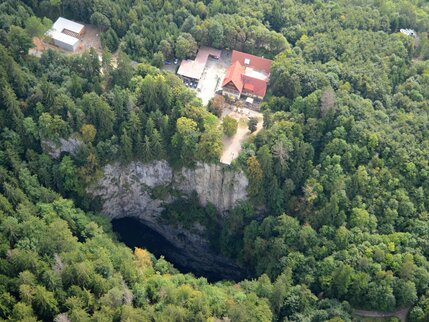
xmin=89 ymin=160 xmax=249 ymax=280
xmin=90 ymin=160 xmax=248 ymax=218
xmin=41 ymin=138 xmax=83 ymax=159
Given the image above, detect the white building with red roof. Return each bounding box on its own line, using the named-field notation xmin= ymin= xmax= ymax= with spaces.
xmin=221 ymin=50 xmax=273 ymax=100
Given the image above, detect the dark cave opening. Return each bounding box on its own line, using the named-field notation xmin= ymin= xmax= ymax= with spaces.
xmin=111 ymin=217 xmax=246 ymax=283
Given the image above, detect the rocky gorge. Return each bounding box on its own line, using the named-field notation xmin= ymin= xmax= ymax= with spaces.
xmin=89 ymin=160 xmax=250 ymax=280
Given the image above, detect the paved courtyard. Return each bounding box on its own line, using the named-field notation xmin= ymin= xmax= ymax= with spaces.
xmin=196 ymin=50 xmax=231 ymax=105
xmin=79 ymin=24 xmax=102 ymax=52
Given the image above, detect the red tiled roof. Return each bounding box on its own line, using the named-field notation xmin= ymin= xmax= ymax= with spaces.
xmin=231 ymin=50 xmax=273 ymax=74
xmin=221 ymin=60 xmax=245 ymax=91
xmin=242 ymin=76 xmax=268 ymax=97
xmin=244 ymin=83 xmax=254 ymax=91
xmin=222 ymin=50 xmax=273 ymax=98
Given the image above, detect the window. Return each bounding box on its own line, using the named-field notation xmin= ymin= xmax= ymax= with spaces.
xmin=244 ymin=58 xmax=250 ymax=65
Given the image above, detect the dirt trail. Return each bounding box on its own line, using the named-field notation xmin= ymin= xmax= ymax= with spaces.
xmin=220 ymin=122 xmax=249 ymax=164
xmin=220 ymin=107 xmax=263 ymax=165
xmin=353 ymin=307 xmax=410 ymax=322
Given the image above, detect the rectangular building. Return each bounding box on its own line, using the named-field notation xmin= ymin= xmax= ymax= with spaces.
xmin=46 ymin=17 xmax=85 ymax=52
xmin=50 ymin=31 xmax=80 ymax=52
xmin=52 ymin=17 xmax=85 ymax=38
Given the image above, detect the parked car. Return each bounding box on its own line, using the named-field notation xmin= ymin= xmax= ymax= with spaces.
xmin=174 ymin=58 xmax=178 ymax=64
xmin=165 ymin=61 xmax=172 ymax=65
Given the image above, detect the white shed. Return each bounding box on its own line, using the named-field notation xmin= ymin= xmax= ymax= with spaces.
xmin=400 ymin=28 xmax=417 ymax=37
xmin=46 ymin=17 xmax=85 ymax=52
xmin=52 ymin=17 xmax=85 ymax=37
xmin=50 ymin=31 xmax=80 ymax=52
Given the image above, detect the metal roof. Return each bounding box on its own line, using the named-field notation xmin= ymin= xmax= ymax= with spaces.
xmin=53 ymin=17 xmax=84 ymax=34
xmin=45 ymin=17 xmax=83 ymax=48
xmin=50 ymin=31 xmax=80 ymax=46
xmin=400 ymin=28 xmax=416 ymax=37
xmin=177 ymin=46 xmax=221 ymax=80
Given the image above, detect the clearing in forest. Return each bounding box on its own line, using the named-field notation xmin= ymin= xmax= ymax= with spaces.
xmin=29 ymin=24 xmax=102 ymax=57
xmin=220 ymin=106 xmax=263 ymax=165
xmin=352 ymin=307 xmax=409 ymax=322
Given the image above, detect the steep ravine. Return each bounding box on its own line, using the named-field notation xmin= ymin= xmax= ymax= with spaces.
xmin=89 ymin=160 xmax=249 ymax=280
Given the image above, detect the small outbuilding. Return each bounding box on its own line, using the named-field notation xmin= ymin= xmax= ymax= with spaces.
xmin=46 ymin=17 xmax=85 ymax=52
xmin=52 ymin=17 xmax=85 ymax=38
xmin=400 ymin=28 xmax=417 ymax=37
xmin=50 ymin=31 xmax=80 ymax=52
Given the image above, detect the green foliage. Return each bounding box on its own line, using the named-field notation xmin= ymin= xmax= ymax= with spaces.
xmin=197 ymin=124 xmax=223 ymax=162
xmin=90 ymin=12 xmax=110 ymax=31
xmin=100 ymin=28 xmax=119 ymax=52
xmin=151 ymin=51 xmax=165 ymax=68
xmin=248 ymin=117 xmax=258 ymax=133
xmin=175 ymin=33 xmax=198 ymax=59
xmin=172 ymin=117 xmax=200 ymax=165
xmin=223 ymin=115 xmax=238 ymax=137
xmin=246 ymin=156 xmax=264 ymax=203
xmin=3 ymin=0 xmax=429 ymax=320
xmin=7 ymin=25 xmax=33 ymax=59
xmin=0 ymin=164 xmax=277 ymax=321
xmin=25 ymin=16 xmax=52 ymax=38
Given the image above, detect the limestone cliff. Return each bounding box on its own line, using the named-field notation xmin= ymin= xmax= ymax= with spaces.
xmin=88 ymin=160 xmax=249 ymax=280
xmin=41 ymin=137 xmax=83 ymax=159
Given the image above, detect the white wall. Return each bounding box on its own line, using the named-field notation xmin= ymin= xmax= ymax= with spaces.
xmin=53 ymin=38 xmax=78 ymax=52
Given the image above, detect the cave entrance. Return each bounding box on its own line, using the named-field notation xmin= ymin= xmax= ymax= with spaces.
xmin=111 ymin=217 xmax=244 ymax=282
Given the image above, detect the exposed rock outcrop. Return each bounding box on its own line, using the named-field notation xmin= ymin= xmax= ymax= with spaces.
xmin=89 ymin=160 xmax=249 ymax=280
xmin=90 ymin=160 xmax=248 ymax=217
xmin=41 ymin=137 xmax=83 ymax=159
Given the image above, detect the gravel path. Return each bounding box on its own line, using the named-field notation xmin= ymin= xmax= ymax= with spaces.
xmin=220 ymin=108 xmax=263 ymax=165
xmin=353 ymin=307 xmax=410 ymax=322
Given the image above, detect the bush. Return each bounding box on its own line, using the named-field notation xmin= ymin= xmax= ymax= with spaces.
xmin=223 ymin=116 xmax=238 ymax=137
xmin=208 ymin=95 xmax=225 ymax=117
xmin=101 ymin=28 xmax=119 ymax=52
xmin=248 ymin=117 xmax=258 ymax=133
xmin=152 ymin=51 xmax=165 ymax=68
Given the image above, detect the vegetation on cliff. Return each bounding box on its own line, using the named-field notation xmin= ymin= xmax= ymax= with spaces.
xmin=2 ymin=0 xmax=429 ymax=321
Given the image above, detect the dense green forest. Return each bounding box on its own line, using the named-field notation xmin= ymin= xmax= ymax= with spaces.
xmin=2 ymin=0 xmax=429 ymax=321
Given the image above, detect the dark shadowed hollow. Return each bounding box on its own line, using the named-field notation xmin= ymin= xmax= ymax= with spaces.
xmin=111 ymin=217 xmax=240 ymax=283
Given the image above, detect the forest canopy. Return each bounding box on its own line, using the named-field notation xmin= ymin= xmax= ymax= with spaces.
xmin=2 ymin=0 xmax=429 ymax=321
